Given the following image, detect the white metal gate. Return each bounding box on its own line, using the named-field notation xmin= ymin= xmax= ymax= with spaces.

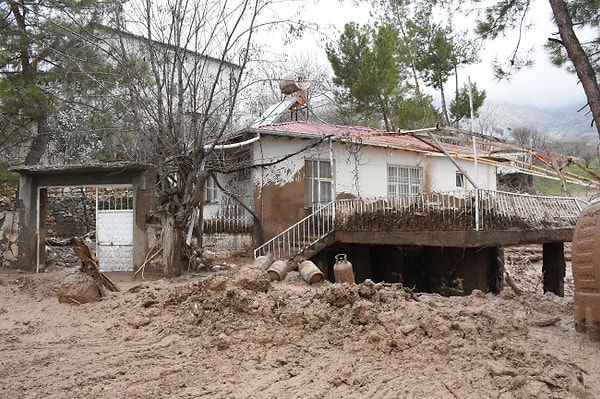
xmin=96 ymin=187 xmax=134 ymax=272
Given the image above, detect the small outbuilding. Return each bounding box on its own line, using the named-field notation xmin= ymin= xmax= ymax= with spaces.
xmin=11 ymin=162 xmax=155 ymax=273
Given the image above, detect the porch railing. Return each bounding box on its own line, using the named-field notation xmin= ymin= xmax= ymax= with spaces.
xmin=335 ymin=190 xmax=585 ymax=231
xmin=252 ymin=190 xmax=585 ymax=259
xmin=203 ymin=204 xmax=253 ymax=234
xmin=253 ymin=201 xmax=335 ymax=260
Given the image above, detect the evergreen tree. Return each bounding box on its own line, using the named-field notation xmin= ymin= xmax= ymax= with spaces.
xmin=327 ymin=22 xmax=436 ymax=130
xmin=0 ymin=0 xmax=116 ymax=164
xmin=450 ymin=82 xmax=486 ymax=126
xmin=408 ymin=12 xmax=479 ymax=125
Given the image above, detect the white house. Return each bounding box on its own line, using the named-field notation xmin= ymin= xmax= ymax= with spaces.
xmin=203 ymin=121 xmax=498 ymax=244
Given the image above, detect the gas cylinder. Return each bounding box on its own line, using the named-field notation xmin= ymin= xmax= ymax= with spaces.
xmin=298 ymin=260 xmax=324 ymax=285
xmin=267 ymin=260 xmax=289 ymax=281
xmin=334 ymin=254 xmax=355 ymax=284
xmin=253 ymin=254 xmax=273 ymax=271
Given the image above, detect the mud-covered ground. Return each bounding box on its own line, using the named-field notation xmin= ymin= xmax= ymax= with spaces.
xmin=1 ymin=245 xmax=599 ymax=399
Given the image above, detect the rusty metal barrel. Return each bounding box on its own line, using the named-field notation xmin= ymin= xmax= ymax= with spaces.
xmin=298 ymin=260 xmax=324 ymax=285
xmin=267 ymin=260 xmax=289 ymax=281
xmin=572 ymin=200 xmax=600 ymax=340
xmin=334 ymin=254 xmax=355 ymax=284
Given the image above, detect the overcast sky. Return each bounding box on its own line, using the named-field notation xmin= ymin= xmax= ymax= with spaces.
xmin=271 ymin=0 xmax=590 ymax=112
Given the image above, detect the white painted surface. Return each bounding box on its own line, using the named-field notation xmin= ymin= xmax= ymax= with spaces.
xmin=97 ymin=210 xmax=134 ymax=272
xmin=253 ymin=135 xmax=497 ymax=198
xmin=202 ymin=233 xmax=253 ymax=255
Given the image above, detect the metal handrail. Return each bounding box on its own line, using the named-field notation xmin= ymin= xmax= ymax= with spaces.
xmin=253 ymin=201 xmax=336 ymax=260
xmin=203 ymin=204 xmax=253 ymax=234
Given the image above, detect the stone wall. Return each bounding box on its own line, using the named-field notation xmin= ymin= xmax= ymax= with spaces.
xmin=0 ymin=209 xmax=18 ymax=268
xmin=46 ymin=187 xmax=96 ymax=238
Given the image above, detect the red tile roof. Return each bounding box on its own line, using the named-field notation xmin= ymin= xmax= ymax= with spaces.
xmin=258 ymin=121 xmax=374 ymax=136
xmin=256 ymin=121 xmax=466 ymax=154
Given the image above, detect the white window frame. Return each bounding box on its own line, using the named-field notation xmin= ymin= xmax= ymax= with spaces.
xmin=205 ymin=175 xmax=218 ymax=203
xmin=235 ymin=148 xmax=252 ymax=183
xmin=304 ymin=159 xmax=333 ymax=207
xmin=387 ymin=165 xmax=423 ymax=195
xmin=456 ymin=171 xmax=465 ymax=188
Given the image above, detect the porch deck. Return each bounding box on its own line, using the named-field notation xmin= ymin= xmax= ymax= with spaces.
xmin=253 ymin=190 xmax=585 ymax=260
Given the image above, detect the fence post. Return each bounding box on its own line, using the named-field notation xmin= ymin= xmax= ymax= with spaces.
xmin=331 ymin=199 xmax=336 ymax=231
xmin=475 ymin=188 xmax=480 ymax=231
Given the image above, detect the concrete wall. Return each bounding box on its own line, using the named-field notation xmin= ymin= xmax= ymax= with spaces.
xmin=202 ymin=233 xmax=253 ymax=255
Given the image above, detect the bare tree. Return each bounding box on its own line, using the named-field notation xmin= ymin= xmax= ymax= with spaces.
xmin=509 ymin=126 xmax=546 ymax=150
xmin=579 ymin=144 xmax=599 ymax=168
xmin=106 ymin=0 xmax=280 ymax=277
xmin=475 ymin=103 xmax=506 ymax=137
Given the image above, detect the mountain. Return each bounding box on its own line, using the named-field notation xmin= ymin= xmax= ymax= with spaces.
xmin=480 ymin=103 xmax=598 ymax=143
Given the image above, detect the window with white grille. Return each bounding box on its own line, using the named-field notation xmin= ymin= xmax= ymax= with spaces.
xmin=304 ymin=159 xmax=333 ymax=207
xmin=387 ymin=165 xmax=423 ymax=195
xmin=206 ymin=175 xmax=218 ymax=202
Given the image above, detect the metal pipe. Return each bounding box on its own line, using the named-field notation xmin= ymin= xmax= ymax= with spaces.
xmin=468 ymin=76 xmax=480 ymax=231
xmin=205 ymin=133 xmax=260 ymax=150
xmin=329 ymin=137 xmax=336 ymax=223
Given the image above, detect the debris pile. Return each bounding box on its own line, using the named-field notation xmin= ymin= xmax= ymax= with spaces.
xmin=0 ymin=247 xmax=598 ymax=398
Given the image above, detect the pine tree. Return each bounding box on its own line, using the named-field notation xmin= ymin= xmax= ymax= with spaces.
xmin=0 ymin=0 xmax=116 ymax=164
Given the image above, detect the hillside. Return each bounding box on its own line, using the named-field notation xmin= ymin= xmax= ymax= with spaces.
xmin=482 ymin=103 xmax=598 ymax=142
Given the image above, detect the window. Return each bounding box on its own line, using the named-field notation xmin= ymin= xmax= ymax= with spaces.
xmin=235 ymin=149 xmax=252 ymax=182
xmin=387 ymin=165 xmax=423 ymax=195
xmin=237 ymin=168 xmax=251 ymax=182
xmin=206 ymin=175 xmax=218 ymax=202
xmin=305 ymin=159 xmax=333 ymax=207
xmin=456 ymin=171 xmax=465 ymax=188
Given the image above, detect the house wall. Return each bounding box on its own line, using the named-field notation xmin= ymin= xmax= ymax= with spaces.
xmin=335 ymin=144 xmax=426 ymax=197
xmin=425 ymin=156 xmax=497 ymax=191
xmin=252 ymin=136 xmax=310 ymax=240
xmin=252 ymin=135 xmax=498 ymax=241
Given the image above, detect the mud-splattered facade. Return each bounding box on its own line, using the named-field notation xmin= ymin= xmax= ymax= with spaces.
xmin=237 ymin=122 xmax=497 ymax=241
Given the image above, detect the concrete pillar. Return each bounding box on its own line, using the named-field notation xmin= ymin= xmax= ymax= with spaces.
xmin=488 ymin=247 xmax=504 ymax=294
xmin=15 ymin=174 xmax=37 ymax=272
xmin=543 ymin=242 xmax=566 ymax=297
xmin=38 ymin=188 xmax=47 ymax=269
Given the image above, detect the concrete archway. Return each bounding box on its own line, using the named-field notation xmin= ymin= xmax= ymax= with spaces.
xmin=11 ymin=163 xmax=155 ymax=272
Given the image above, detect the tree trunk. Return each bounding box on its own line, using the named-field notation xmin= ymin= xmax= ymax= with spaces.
xmin=24 ymin=115 xmax=49 ymax=165
xmin=439 ymin=80 xmax=450 ymax=126
xmin=162 ymin=212 xmax=183 ymax=277
xmin=548 ymin=0 xmax=600 ymax=138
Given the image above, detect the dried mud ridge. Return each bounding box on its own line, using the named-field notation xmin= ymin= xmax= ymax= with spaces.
xmin=339 ymin=207 xmax=572 ymax=231
xmin=1 ymin=260 xmax=600 ymax=398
